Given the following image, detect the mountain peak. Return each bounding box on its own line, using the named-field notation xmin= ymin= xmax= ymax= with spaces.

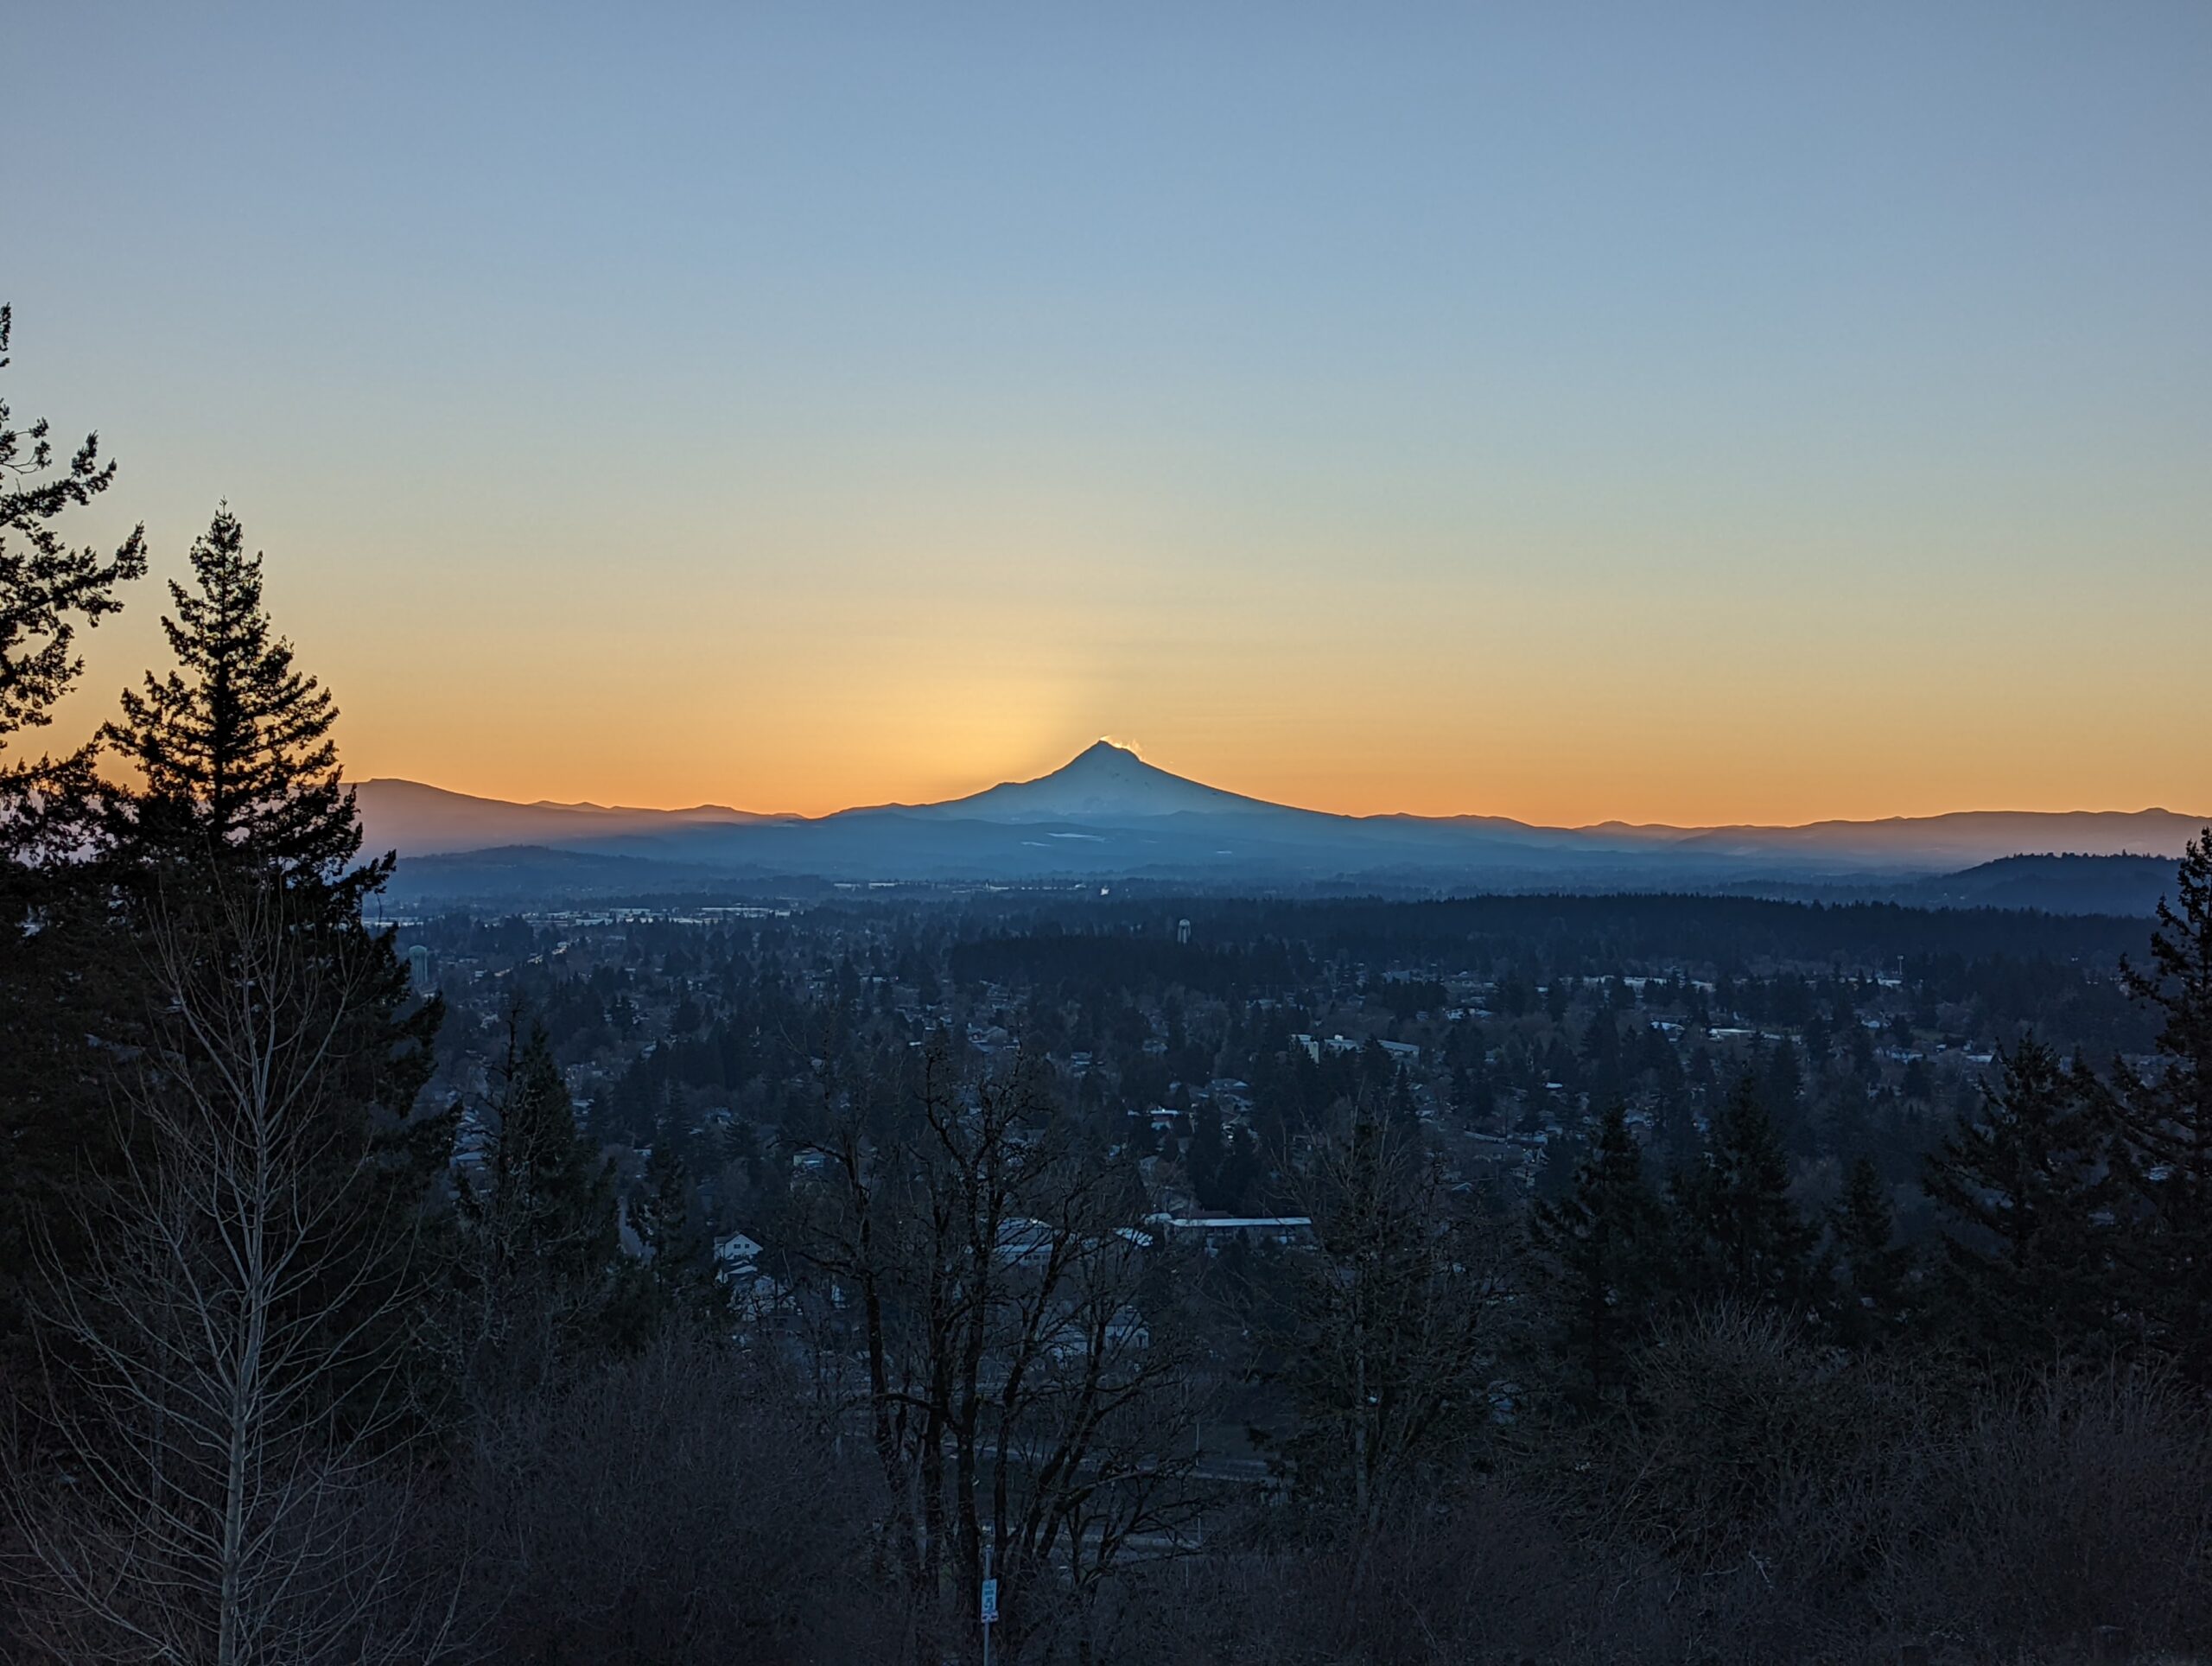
xmin=1053 ymin=737 xmax=1151 ymax=774
xmin=1056 ymin=738 xmax=1154 ymax=777
xmin=913 ymin=739 xmax=1276 ymax=823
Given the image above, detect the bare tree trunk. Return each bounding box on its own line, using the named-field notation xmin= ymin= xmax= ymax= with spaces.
xmin=798 ymin=1040 xmax=1204 ymax=1662
xmin=0 ymin=871 xmax=460 ymax=1664
xmin=1281 ymin=1112 xmax=1503 ymax=1546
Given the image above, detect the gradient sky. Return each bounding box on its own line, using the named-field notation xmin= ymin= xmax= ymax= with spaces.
xmin=10 ymin=3 xmax=2209 ymax=825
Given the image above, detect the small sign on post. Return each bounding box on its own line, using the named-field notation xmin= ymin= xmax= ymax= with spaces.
xmin=973 ymin=1540 xmax=1000 ymax=1663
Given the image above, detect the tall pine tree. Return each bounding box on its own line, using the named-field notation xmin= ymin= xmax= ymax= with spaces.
xmin=1673 ymin=1072 xmax=1821 ymax=1315
xmin=2095 ymin=831 xmax=2212 ymax=1384
xmin=0 ymin=304 xmax=148 ymax=1338
xmin=451 ymin=1018 xmax=621 ymax=1402
xmin=103 ymin=505 xmax=381 ymax=910
xmin=1829 ymin=1155 xmax=1912 ymax=1350
xmin=99 ymin=499 xmax=437 ymax=1119
xmin=1528 ymin=1103 xmax=1671 ymax=1414
xmin=1923 ymin=1037 xmax=2113 ymax=1370
xmin=627 ymin=1129 xmax=716 ymax=1329
xmin=98 ymin=501 xmax=447 ymax=1415
xmin=0 ymin=303 xmax=146 ymax=828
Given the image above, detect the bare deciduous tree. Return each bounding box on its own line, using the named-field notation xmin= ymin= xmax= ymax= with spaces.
xmin=1279 ymin=1113 xmax=1503 ymax=1534
xmin=798 ymin=1042 xmax=1203 ymax=1661
xmin=0 ymin=874 xmax=458 ymax=1665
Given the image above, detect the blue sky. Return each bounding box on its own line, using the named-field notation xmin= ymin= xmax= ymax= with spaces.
xmin=10 ymin=3 xmax=2209 ymax=820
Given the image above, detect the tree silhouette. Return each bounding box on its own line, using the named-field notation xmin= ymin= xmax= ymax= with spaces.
xmin=105 ymin=505 xmax=381 ymax=910
xmin=0 ymin=302 xmax=146 ymax=832
xmin=1924 ymin=1037 xmax=2113 ymax=1369
xmin=1829 ymin=1155 xmax=1912 ymax=1349
xmin=2099 ymin=830 xmax=2212 ymax=1383
xmin=1673 ymin=1072 xmax=1821 ymax=1315
xmin=0 ymin=304 xmax=147 ymax=1338
xmin=1529 ymin=1103 xmax=1671 ymax=1413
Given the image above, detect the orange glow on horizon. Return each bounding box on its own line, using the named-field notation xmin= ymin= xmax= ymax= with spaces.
xmin=32 ymin=405 xmax=2210 ymax=836
xmin=11 ymin=3 xmax=2209 ymax=846
xmin=337 ymin=731 xmax=2210 ymax=833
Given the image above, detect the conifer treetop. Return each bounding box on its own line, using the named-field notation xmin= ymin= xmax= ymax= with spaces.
xmin=104 ymin=504 xmax=385 ymax=903
xmin=0 ymin=304 xmax=148 ymax=804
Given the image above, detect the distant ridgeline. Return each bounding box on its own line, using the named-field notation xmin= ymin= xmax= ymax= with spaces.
xmin=360 ymin=747 xmax=2204 ymax=912
xmin=1732 ymin=853 xmax=2184 ymax=917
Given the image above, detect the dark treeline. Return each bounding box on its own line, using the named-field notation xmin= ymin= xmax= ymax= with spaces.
xmin=6 ymin=313 xmax=2212 ymax=1665
xmin=952 ymin=889 xmax=2156 ymax=970
xmin=944 ymin=898 xmax=2156 ymax=1060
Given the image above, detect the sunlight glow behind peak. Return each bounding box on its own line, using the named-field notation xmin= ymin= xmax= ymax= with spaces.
xmin=7 ymin=5 xmax=2209 ymax=825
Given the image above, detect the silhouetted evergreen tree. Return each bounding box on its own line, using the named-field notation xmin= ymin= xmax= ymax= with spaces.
xmin=1673 ymin=1073 xmax=1821 ymax=1314
xmin=1829 ymin=1155 xmax=1912 ymax=1349
xmin=1923 ymin=1037 xmax=2113 ymax=1370
xmin=1528 ymin=1104 xmax=1670 ymax=1413
xmin=1389 ymin=1065 xmax=1420 ymax=1130
xmin=1451 ymin=1060 xmax=1492 ymax=1121
xmin=0 ymin=304 xmax=146 ymax=827
xmin=453 ymin=1021 xmax=622 ymax=1398
xmin=1545 ymin=976 xmax=1572 ymax=1023
xmin=2096 ymin=830 xmax=2212 ymax=1383
xmin=96 ymin=497 xmax=440 ymax=1160
xmin=1763 ymin=1036 xmax=1806 ymax=1154
xmin=0 ymin=304 xmax=146 ymax=1336
xmin=103 ymin=505 xmax=384 ymax=912
xmin=630 ymin=1131 xmax=715 ymax=1325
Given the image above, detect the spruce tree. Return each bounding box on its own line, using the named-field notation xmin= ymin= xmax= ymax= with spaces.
xmin=99 ymin=499 xmax=443 ymax=1266
xmin=103 ymin=505 xmax=383 ymax=909
xmin=0 ymin=303 xmax=146 ymax=825
xmin=1762 ymin=1036 xmax=1807 ymax=1155
xmin=478 ymin=1024 xmax=617 ymax=1288
xmin=631 ymin=1129 xmax=715 ymax=1324
xmin=1528 ymin=1103 xmax=1671 ymax=1413
xmin=2095 ymin=831 xmax=2212 ymax=1383
xmin=79 ymin=498 xmax=444 ymax=1434
xmin=1829 ymin=1155 xmax=1912 ymax=1349
xmin=1923 ymin=1037 xmax=2113 ymax=1369
xmin=1673 ymin=1072 xmax=1821 ymax=1315
xmin=0 ymin=305 xmax=147 ymax=1335
xmin=454 ymin=1020 xmax=620 ymax=1395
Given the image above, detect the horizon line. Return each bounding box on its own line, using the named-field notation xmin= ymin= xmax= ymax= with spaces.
xmin=350 ymin=769 xmax=2209 ymax=837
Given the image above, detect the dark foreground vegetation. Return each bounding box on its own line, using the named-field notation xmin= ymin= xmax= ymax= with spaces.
xmin=6 ymin=309 xmax=2212 ymax=1664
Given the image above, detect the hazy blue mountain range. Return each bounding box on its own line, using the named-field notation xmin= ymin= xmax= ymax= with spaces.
xmin=1728 ymin=853 xmax=2189 ymax=917
xmin=360 ymin=741 xmax=2206 ymax=904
